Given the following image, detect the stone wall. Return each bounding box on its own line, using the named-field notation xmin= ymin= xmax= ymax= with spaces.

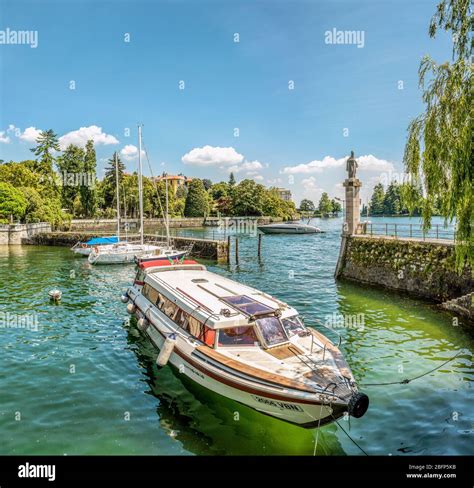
xmin=0 ymin=223 xmax=52 ymax=245
xmin=28 ymin=232 xmax=229 ymax=262
xmin=338 ymin=235 xmax=473 ymax=302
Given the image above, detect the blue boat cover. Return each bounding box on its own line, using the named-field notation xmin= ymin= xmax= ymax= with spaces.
xmin=85 ymin=236 xmax=119 ymax=245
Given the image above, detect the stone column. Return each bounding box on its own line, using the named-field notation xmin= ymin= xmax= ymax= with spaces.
xmin=343 ymin=178 xmax=362 ymax=235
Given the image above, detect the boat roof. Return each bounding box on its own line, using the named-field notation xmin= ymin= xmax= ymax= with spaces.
xmin=86 ymin=236 xmax=119 ymax=245
xmin=142 ymin=261 xmax=296 ymax=329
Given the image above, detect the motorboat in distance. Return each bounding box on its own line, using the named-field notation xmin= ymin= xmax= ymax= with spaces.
xmin=258 ymin=222 xmax=323 ymax=234
xmin=122 ymin=259 xmax=369 ymax=428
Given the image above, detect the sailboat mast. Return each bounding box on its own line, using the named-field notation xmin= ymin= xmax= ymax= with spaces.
xmin=165 ymin=177 xmax=170 ymax=246
xmin=115 ymin=152 xmax=120 ymax=239
xmin=138 ymin=125 xmax=144 ymax=245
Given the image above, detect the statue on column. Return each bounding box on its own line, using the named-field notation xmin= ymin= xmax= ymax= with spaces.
xmin=346 ymin=150 xmax=358 ymax=179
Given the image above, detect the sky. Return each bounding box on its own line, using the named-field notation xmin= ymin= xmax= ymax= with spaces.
xmin=0 ymin=0 xmax=453 ymax=206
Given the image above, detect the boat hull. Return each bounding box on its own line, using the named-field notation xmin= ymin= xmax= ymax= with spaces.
xmin=129 ymin=288 xmax=348 ymax=428
xmin=258 ymin=225 xmax=321 ymax=234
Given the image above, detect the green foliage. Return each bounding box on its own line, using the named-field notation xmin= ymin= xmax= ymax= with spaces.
xmin=0 ymin=182 xmax=27 ymax=221
xmin=370 ymin=183 xmax=386 ymax=215
xmin=228 ymin=172 xmax=236 ymax=187
xmin=231 ymin=179 xmax=266 ymax=216
xmin=30 ymin=129 xmax=60 ymax=192
xmin=404 ymin=0 xmax=473 ymax=269
xmin=331 ymin=199 xmax=342 ymax=213
xmin=318 ymin=192 xmax=333 ymax=216
xmin=102 ymin=152 xmax=126 ymax=209
xmin=80 ymin=140 xmax=98 ymax=217
xmin=299 ymin=199 xmax=315 ymax=212
xmin=202 ymin=178 xmax=212 ymax=191
xmin=184 ymin=179 xmax=209 ymax=217
xmin=56 ymin=144 xmax=85 ymax=213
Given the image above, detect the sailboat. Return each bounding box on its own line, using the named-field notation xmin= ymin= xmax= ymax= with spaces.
xmin=88 ymin=126 xmax=162 ymax=265
xmin=135 ymin=176 xmax=190 ymax=264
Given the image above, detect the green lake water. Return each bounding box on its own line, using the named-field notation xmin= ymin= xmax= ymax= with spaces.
xmin=0 ymin=216 xmax=472 ymax=455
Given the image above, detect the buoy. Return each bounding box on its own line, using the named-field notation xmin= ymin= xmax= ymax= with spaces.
xmin=126 ymin=303 xmax=136 ymax=314
xmin=156 ymin=333 xmax=177 ymax=368
xmin=121 ymin=293 xmax=129 ymax=303
xmin=137 ymin=317 xmax=149 ymax=331
xmin=48 ymin=289 xmax=62 ymax=301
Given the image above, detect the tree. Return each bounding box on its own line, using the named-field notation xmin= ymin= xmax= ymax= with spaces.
xmin=0 ymin=182 xmax=27 ymax=222
xmin=318 ymin=192 xmax=333 ymax=216
xmin=202 ymin=178 xmax=212 ymax=191
xmin=184 ymin=179 xmax=209 ymax=217
xmin=331 ymin=199 xmax=342 ymax=214
xmin=404 ymin=0 xmax=472 ymax=268
xmin=80 ymin=139 xmax=98 ymax=217
xmin=30 ymin=129 xmax=60 ymax=194
xmin=228 ymin=172 xmax=236 ymax=187
xmin=370 ymin=183 xmax=385 ymax=215
xmin=299 ymin=199 xmax=315 ymax=212
xmin=103 ymin=152 xmax=126 ymax=209
xmin=210 ymin=182 xmax=229 ymax=200
xmin=231 ymin=179 xmax=266 ymax=216
xmin=56 ymin=144 xmax=84 ymax=213
xmin=383 ymin=182 xmax=404 ymax=215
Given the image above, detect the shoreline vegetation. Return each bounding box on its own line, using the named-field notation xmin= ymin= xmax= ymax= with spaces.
xmin=0 ymin=131 xmax=300 ymax=228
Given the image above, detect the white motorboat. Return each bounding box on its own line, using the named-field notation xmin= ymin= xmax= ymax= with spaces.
xmin=258 ymin=222 xmax=323 ymax=234
xmin=123 ymin=259 xmax=369 ymax=428
xmin=71 ymin=236 xmax=120 ymax=256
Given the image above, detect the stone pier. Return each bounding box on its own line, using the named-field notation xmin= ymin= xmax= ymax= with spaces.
xmin=0 ymin=223 xmax=52 ymax=245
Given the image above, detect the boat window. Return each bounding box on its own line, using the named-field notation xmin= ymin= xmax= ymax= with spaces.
xmin=282 ymin=316 xmax=306 ymax=337
xmin=142 ymin=284 xmax=160 ymax=305
xmin=256 ymin=317 xmax=289 ymax=347
xmin=218 ymin=326 xmax=259 ymax=347
xmin=174 ymin=309 xmax=189 ymax=330
xmin=222 ymin=295 xmax=275 ymax=316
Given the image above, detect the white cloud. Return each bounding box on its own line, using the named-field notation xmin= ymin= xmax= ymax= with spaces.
xmin=59 ymin=125 xmax=119 ymax=149
xmin=281 ymin=154 xmax=394 ymax=175
xmin=253 ymin=175 xmax=264 ymax=181
xmin=182 ymin=145 xmax=244 ymax=166
xmin=301 ymin=176 xmax=325 ymax=201
xmin=228 ymin=160 xmax=264 ymax=174
xmin=120 ymin=144 xmax=145 ymax=161
xmin=0 ymin=131 xmax=10 ymax=143
xmin=19 ymin=126 xmax=42 ymax=143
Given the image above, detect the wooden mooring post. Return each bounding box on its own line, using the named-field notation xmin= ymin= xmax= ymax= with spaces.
xmin=258 ymin=233 xmax=262 ymax=258
xmin=227 ymin=236 xmax=231 ymax=265
xmin=235 ymin=236 xmax=239 ymax=264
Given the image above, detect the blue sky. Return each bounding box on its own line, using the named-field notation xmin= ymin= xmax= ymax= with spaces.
xmin=0 ymin=0 xmax=453 ymax=205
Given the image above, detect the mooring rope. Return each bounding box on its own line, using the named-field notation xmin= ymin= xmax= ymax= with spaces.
xmin=361 ymin=350 xmax=465 ymax=387
xmin=331 ymin=415 xmax=369 ymax=456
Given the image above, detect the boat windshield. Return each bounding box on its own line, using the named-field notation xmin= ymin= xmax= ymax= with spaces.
xmin=282 ymin=315 xmax=305 ymax=337
xmin=256 ymin=317 xmax=289 ymax=347
xmin=218 ymin=326 xmax=259 ymax=347
xmin=222 ymin=295 xmax=275 ymax=317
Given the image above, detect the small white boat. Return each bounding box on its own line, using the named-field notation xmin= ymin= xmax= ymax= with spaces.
xmin=258 ymin=222 xmax=323 ymax=234
xmin=88 ymin=242 xmax=161 ymax=264
xmin=71 ymin=236 xmax=120 ymax=256
xmin=123 ymin=259 xmax=369 ymax=428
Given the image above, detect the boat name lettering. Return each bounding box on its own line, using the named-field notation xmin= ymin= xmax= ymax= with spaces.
xmin=251 ymin=395 xmax=304 ymax=412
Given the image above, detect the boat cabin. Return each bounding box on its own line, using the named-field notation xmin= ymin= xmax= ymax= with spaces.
xmin=134 ymin=260 xmax=308 ymax=350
